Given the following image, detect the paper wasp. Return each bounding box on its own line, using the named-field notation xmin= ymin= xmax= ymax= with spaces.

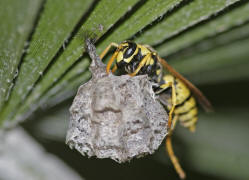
xmin=100 ymin=41 xmax=213 ymax=179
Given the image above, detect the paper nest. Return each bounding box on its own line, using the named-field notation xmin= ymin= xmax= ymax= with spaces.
xmin=66 ymin=39 xmax=168 ymax=163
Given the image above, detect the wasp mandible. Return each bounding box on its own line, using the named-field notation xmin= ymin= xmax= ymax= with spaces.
xmin=100 ymin=41 xmax=213 ymax=179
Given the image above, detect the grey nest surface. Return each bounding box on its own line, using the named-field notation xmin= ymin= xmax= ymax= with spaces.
xmin=66 ymin=39 xmax=168 ymax=163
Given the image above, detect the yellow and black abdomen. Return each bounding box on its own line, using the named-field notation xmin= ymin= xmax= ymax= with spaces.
xmin=160 ymin=74 xmax=198 ymax=132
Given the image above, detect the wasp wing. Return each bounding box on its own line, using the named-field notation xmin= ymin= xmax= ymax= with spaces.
xmin=158 ymin=57 xmax=213 ymax=112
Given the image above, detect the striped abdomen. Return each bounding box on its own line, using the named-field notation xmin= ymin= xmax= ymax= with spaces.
xmin=159 ymin=74 xmax=198 ymax=132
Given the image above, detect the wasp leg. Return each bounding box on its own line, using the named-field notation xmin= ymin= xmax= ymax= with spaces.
xmin=129 ymin=53 xmax=151 ymax=77
xmin=106 ymin=51 xmax=118 ymax=74
xmin=160 ymin=82 xmax=186 ymax=179
xmin=171 ymin=114 xmax=179 ymax=131
xmin=100 ymin=42 xmax=119 ymax=59
xmin=99 ymin=42 xmax=119 ymax=74
xmin=166 ymin=131 xmax=186 ymax=179
xmin=167 ymin=115 xmax=186 ymax=179
xmin=159 ymin=82 xmax=176 ymax=129
xmin=111 ymin=64 xmax=118 ymax=73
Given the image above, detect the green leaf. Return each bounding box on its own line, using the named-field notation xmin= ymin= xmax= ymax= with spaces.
xmin=40 ymin=71 xmax=91 ymax=111
xmin=156 ymin=1 xmax=249 ymax=57
xmin=96 ymin=0 xmax=183 ymax=53
xmin=41 ymin=71 xmax=91 ymax=108
xmin=0 ymin=0 xmax=93 ymax=125
xmin=171 ymin=32 xmax=249 ymax=85
xmin=0 ymin=0 xmax=42 ymax=110
xmin=136 ymin=0 xmax=240 ymax=45
xmin=170 ymin=21 xmax=249 ymax=58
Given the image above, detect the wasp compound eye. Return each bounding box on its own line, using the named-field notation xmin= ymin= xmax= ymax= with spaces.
xmin=66 ymin=40 xmax=168 ymax=163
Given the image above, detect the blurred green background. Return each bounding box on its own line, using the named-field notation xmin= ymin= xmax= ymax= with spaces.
xmin=0 ymin=0 xmax=249 ymax=179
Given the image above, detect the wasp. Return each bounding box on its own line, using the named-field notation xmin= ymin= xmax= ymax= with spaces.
xmin=100 ymin=41 xmax=213 ymax=179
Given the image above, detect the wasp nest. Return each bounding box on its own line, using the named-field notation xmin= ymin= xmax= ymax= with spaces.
xmin=66 ymin=39 xmax=168 ymax=163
